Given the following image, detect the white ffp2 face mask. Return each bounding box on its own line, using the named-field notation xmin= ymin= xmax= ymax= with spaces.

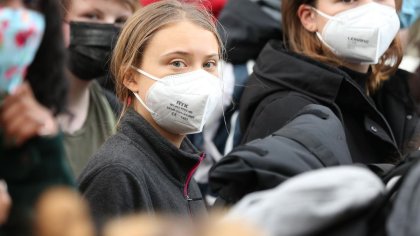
xmin=131 ymin=66 xmax=222 ymax=135
xmin=313 ymin=2 xmax=400 ymax=64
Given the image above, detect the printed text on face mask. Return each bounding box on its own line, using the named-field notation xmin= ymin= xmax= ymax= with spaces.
xmin=167 ymin=101 xmax=196 ymax=122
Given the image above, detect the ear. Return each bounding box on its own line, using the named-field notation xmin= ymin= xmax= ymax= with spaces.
xmin=297 ymin=4 xmax=318 ymax=33
xmin=123 ymin=68 xmax=141 ymax=92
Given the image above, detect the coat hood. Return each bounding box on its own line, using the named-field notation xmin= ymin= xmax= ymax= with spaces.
xmin=239 ymin=40 xmax=349 ymax=133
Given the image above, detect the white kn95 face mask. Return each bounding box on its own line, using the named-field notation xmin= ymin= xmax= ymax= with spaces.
xmin=131 ymin=66 xmax=222 ymax=135
xmin=312 ymin=2 xmax=400 ymax=64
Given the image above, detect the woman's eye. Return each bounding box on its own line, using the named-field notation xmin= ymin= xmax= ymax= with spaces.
xmin=341 ymin=0 xmax=356 ymax=3
xmin=170 ymin=61 xmax=187 ymax=68
xmin=81 ymin=13 xmax=100 ymax=21
xmin=115 ymin=17 xmax=128 ymax=25
xmin=203 ymin=61 xmax=217 ymax=69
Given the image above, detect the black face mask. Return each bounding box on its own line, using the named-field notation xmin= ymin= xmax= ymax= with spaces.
xmin=68 ymin=21 xmax=121 ymax=81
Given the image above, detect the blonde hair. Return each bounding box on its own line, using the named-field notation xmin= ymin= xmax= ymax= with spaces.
xmin=282 ymin=0 xmax=403 ymax=93
xmin=111 ymin=0 xmax=224 ymax=123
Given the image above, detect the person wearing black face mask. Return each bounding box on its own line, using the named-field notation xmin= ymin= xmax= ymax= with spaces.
xmin=68 ymin=21 xmax=119 ymax=83
xmin=58 ymin=0 xmax=139 ymax=177
xmin=68 ymin=21 xmax=123 ymax=114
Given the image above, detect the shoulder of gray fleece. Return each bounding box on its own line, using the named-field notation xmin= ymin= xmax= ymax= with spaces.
xmin=76 ymin=133 xmax=151 ymax=184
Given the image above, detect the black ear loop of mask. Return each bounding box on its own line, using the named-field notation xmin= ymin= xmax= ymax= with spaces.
xmin=68 ymin=21 xmax=121 ymax=81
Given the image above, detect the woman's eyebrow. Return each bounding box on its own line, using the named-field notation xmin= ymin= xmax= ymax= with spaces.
xmin=161 ymin=51 xmax=191 ymax=57
xmin=205 ymin=54 xmax=219 ymax=58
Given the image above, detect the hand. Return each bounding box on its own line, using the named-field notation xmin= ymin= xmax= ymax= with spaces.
xmin=0 ymin=180 xmax=11 ymax=225
xmin=0 ymin=82 xmax=59 ymax=146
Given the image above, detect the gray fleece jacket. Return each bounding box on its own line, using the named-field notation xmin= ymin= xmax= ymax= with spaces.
xmin=78 ymin=108 xmax=206 ymax=227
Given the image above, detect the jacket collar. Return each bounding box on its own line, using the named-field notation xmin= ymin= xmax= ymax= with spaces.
xmin=118 ymin=108 xmax=201 ymax=183
xmin=253 ymin=40 xmax=347 ymax=104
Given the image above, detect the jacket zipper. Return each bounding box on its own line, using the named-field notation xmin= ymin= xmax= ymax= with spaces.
xmin=183 ymin=153 xmax=205 ymax=213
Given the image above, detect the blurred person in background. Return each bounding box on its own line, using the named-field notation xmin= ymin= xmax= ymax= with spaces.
xmin=0 ymin=0 xmax=75 ymax=235
xmin=58 ymin=0 xmax=140 ymax=177
xmin=398 ymin=0 xmax=420 ymax=52
xmin=103 ymin=213 xmax=263 ymax=236
xmin=34 ymin=187 xmax=95 ymax=236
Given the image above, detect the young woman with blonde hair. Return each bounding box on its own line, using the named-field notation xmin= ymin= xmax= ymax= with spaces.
xmin=78 ymin=0 xmax=223 ymax=227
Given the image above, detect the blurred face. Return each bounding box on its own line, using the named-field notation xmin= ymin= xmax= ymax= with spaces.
xmin=133 ymin=20 xmax=220 ymax=100
xmin=67 ymin=0 xmax=132 ymax=24
xmin=0 ymin=0 xmax=23 ymax=8
xmin=312 ymin=0 xmax=396 ymax=33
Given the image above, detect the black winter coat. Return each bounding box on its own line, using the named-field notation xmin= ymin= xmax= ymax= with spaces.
xmin=239 ymin=41 xmax=401 ymax=164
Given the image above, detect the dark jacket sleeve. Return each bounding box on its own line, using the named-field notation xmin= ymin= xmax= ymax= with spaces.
xmin=241 ymin=91 xmax=318 ymax=144
xmin=210 ymin=104 xmax=353 ymax=206
xmin=79 ymin=164 xmax=152 ymax=228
